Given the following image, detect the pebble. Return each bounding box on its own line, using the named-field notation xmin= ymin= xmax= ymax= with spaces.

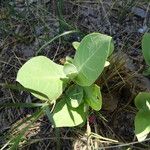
xmin=138 ymin=25 xmax=148 ymax=33
xmin=131 ymin=7 xmax=147 ymax=18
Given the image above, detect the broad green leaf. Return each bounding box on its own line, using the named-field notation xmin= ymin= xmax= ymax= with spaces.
xmin=142 ymin=33 xmax=150 ymax=66
xmin=52 ymin=98 xmax=87 ymax=127
xmin=73 ymin=41 xmax=110 ymax=68
xmin=63 ymin=62 xmax=78 ymax=79
xmin=84 ymin=84 xmax=102 ymax=111
xmin=72 ymin=40 xmax=111 ymax=68
xmin=16 ymin=56 xmax=66 ymax=101
xmin=65 ymin=84 xmax=84 ymax=108
xmin=72 ymin=41 xmax=80 ymax=50
xmin=73 ymin=33 xmax=113 ymax=86
xmin=135 ymin=108 xmax=150 ymax=142
xmin=135 ymin=92 xmax=150 ymax=110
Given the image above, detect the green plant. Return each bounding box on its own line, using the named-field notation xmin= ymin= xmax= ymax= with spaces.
xmin=134 ymin=92 xmax=150 ymax=142
xmin=134 ymin=32 xmax=150 ymax=142
xmin=16 ymin=32 xmax=113 ymax=128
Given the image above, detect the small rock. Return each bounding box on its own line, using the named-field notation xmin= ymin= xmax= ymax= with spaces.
xmin=35 ymin=26 xmax=44 ymax=36
xmin=131 ymin=7 xmax=147 ymax=18
xmin=138 ymin=25 xmax=148 ymax=33
xmin=23 ymin=48 xmax=34 ymax=57
xmin=28 ymin=0 xmax=37 ymax=4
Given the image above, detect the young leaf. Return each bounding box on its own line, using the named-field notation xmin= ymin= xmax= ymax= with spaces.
xmin=52 ymin=98 xmax=87 ymax=127
xmin=65 ymin=84 xmax=84 ymax=108
xmin=84 ymin=84 xmax=102 ymax=111
xmin=72 ymin=41 xmax=80 ymax=50
xmin=135 ymin=108 xmax=150 ymax=142
xmin=135 ymin=92 xmax=150 ymax=110
xmin=73 ymin=33 xmax=113 ymax=86
xmin=16 ymin=56 xmax=66 ymax=101
xmin=63 ymin=62 xmax=78 ymax=79
xmin=142 ymin=33 xmax=150 ymax=66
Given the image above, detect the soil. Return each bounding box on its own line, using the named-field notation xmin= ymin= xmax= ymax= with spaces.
xmin=0 ymin=0 xmax=150 ymax=150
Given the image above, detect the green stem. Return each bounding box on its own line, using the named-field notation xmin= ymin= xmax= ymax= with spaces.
xmin=36 ymin=30 xmax=78 ymax=55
